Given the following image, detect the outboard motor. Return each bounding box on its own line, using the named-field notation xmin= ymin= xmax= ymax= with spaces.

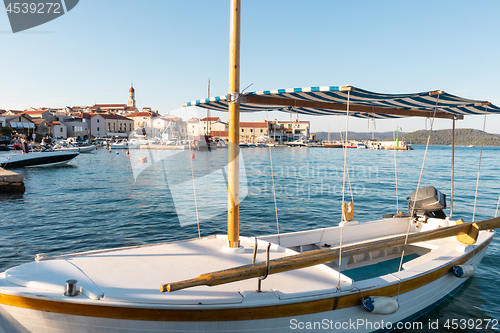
xmin=408 ymin=186 xmax=446 ymax=219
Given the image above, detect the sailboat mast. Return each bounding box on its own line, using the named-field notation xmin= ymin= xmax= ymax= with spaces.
xmin=227 ymin=0 xmax=241 ymax=248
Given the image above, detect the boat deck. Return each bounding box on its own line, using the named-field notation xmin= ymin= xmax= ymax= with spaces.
xmin=1 ymin=235 xmax=351 ymax=306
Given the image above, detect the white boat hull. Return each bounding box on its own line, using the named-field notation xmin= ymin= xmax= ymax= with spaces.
xmin=0 ymin=217 xmax=494 ymax=332
xmin=0 ymin=246 xmax=488 ymax=332
xmin=54 ymin=145 xmax=96 ymax=153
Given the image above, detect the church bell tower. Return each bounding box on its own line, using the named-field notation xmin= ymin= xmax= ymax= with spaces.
xmin=128 ymin=84 xmax=136 ymax=107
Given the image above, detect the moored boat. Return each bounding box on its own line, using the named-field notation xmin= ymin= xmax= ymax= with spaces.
xmin=0 ymin=150 xmax=79 ymax=168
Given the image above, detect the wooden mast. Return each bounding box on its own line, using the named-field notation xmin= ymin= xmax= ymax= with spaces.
xmin=227 ymin=0 xmax=241 ymax=248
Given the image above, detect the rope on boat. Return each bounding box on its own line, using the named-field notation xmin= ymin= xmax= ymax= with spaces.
xmin=185 ymin=107 xmax=201 ymax=239
xmin=266 ymin=110 xmax=280 ymax=244
xmin=337 ymin=89 xmax=352 ymax=290
xmin=472 ymin=107 xmax=488 ymax=223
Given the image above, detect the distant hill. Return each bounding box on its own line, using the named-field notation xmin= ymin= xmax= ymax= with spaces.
xmin=314 ymin=131 xmax=406 ymax=141
xmin=401 ymin=129 xmax=500 ymax=146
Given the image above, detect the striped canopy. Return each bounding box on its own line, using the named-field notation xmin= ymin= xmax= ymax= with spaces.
xmin=185 ymin=86 xmax=500 ymax=119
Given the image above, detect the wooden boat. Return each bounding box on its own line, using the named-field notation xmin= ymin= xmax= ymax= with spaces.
xmin=2 ymin=1 xmax=500 ymax=332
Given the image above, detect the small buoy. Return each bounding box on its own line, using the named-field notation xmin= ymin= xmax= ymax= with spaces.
xmin=191 ymin=154 xmax=195 ymax=159
xmin=140 ymin=156 xmax=148 ymax=163
xmin=109 ymin=150 xmax=112 ymax=153
xmin=116 ymin=152 xmax=119 ymax=155
xmin=362 ymin=296 xmax=399 ymax=315
xmin=126 ymin=150 xmax=129 ymax=155
xmin=453 ymin=264 xmax=475 ymax=278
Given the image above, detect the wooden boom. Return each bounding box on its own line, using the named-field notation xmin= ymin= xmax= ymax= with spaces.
xmin=160 ymin=217 xmax=500 ymax=292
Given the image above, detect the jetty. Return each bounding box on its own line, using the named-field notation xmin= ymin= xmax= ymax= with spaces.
xmin=0 ymin=168 xmax=25 ymax=194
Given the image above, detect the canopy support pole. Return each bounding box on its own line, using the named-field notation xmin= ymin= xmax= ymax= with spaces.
xmin=227 ymin=0 xmax=241 ymax=248
xmin=451 ymin=117 xmax=455 ymax=218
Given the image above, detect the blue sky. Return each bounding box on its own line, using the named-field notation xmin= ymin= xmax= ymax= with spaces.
xmin=1 ymin=0 xmax=499 ymax=133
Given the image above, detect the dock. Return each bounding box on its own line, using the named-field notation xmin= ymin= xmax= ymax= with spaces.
xmin=139 ymin=145 xmax=189 ymax=150
xmin=0 ymin=168 xmax=25 ymax=194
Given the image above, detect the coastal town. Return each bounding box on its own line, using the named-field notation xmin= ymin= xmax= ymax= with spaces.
xmin=0 ymin=85 xmax=312 ymax=145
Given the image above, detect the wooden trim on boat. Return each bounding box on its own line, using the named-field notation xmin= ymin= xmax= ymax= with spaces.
xmin=0 ymin=237 xmax=492 ymax=322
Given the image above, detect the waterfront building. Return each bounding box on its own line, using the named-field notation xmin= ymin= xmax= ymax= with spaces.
xmin=63 ymin=115 xmax=90 ymax=139
xmin=127 ymin=111 xmax=156 ymax=135
xmin=152 ymin=116 xmax=187 ymax=140
xmin=276 ymin=120 xmax=310 ymax=140
xmin=33 ymin=119 xmax=49 ymax=137
xmin=240 ymin=121 xmax=269 ymax=142
xmin=4 ymin=114 xmax=35 ymax=136
xmin=47 ymin=121 xmax=67 ymax=138
xmin=0 ymin=116 xmax=5 ymax=127
xmin=90 ymin=113 xmax=133 ymax=138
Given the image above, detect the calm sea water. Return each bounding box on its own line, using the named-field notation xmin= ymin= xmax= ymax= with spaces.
xmin=1 ymin=145 xmax=499 ymax=332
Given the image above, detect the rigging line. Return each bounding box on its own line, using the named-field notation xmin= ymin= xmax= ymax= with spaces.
xmin=472 ymin=107 xmax=488 ymax=223
xmin=266 ymin=111 xmax=280 ymax=244
xmin=398 ymin=94 xmax=441 ymax=272
xmin=185 ymin=107 xmax=201 ymax=239
xmin=337 ymin=117 xmax=355 ymax=217
xmin=392 ymin=120 xmax=399 ymax=213
xmin=396 ymin=93 xmax=440 ymax=299
xmin=337 ymin=89 xmax=351 ymax=290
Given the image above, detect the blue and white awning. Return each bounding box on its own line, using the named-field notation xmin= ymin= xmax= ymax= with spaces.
xmin=185 ymin=86 xmax=500 ymax=119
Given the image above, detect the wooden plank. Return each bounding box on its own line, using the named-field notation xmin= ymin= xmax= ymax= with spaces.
xmin=161 ymin=217 xmax=500 ymax=292
xmin=244 ymin=95 xmax=462 ymax=120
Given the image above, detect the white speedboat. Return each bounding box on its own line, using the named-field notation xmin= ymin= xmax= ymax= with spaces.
xmin=0 ymin=150 xmax=79 ymax=168
xmin=287 ymin=139 xmax=308 ymax=147
xmin=1 ymin=2 xmax=500 ymax=333
xmin=53 ymin=143 xmax=96 ymax=153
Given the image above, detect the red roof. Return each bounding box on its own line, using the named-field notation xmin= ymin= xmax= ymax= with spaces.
xmin=90 ymin=104 xmax=127 ymax=110
xmin=24 ymin=110 xmax=48 ymax=114
xmin=126 ymin=107 xmax=138 ymax=112
xmin=90 ymin=113 xmax=132 ymax=121
xmin=127 ymin=112 xmax=154 ymax=117
xmin=210 ymin=131 xmax=228 ymax=137
xmin=76 ymin=113 xmax=91 ymax=119
xmin=240 ymin=122 xmax=268 ymax=128
xmin=129 ymin=86 xmax=135 ymax=93
xmin=32 ymin=119 xmax=46 ymax=125
xmin=201 ymin=117 xmax=220 ymax=122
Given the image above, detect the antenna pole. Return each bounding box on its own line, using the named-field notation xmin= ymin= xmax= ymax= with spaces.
xmin=227 ymin=0 xmax=241 ymax=248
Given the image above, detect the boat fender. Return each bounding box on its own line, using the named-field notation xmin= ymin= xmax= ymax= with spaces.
xmin=342 ymin=202 xmax=354 ymax=222
xmin=362 ymin=296 xmax=399 ymax=315
xmin=452 ymin=264 xmax=475 ymax=278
